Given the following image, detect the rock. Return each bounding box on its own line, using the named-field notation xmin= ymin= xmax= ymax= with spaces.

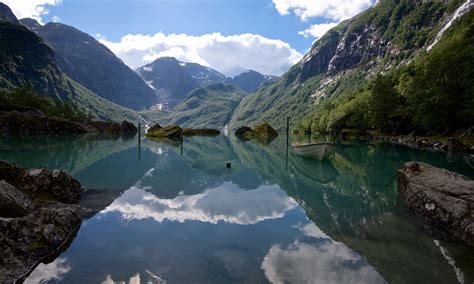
xmin=146 ymin=125 xmax=183 ymax=139
xmin=397 ymin=162 xmax=474 ymax=247
xmin=234 ymin=126 xmax=253 ymax=141
xmin=0 ymin=181 xmax=36 ymax=218
xmin=18 ymin=168 xmax=83 ymax=204
xmin=0 ymin=161 xmax=83 ymax=282
xmin=235 ymin=123 xmax=279 ymax=145
xmin=148 ymin=123 xmax=162 ymax=132
xmin=120 ymin=120 xmax=137 ymax=133
xmin=182 ymin=128 xmax=220 ymax=136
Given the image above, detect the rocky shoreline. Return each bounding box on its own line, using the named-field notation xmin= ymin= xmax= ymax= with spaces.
xmin=0 ymin=110 xmax=138 ymax=136
xmin=0 ymin=160 xmax=83 ymax=282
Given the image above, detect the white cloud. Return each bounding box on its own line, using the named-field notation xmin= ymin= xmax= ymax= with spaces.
xmin=51 ymin=15 xmax=60 ymax=23
xmin=2 ymin=0 xmax=61 ymax=23
xmin=103 ymin=182 xmax=298 ymax=225
xmin=298 ymin=22 xmax=338 ymax=39
xmin=99 ymin=32 xmax=302 ymax=76
xmin=261 ymin=240 xmax=386 ymax=284
xmin=272 ymin=0 xmax=375 ymax=22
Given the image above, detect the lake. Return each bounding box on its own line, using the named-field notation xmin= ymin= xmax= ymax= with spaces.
xmin=1 ymin=133 xmax=473 ymax=283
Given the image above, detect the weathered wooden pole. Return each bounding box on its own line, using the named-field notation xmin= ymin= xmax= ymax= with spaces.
xmin=286 ymin=117 xmax=290 ymax=171
xmin=138 ymin=122 xmax=141 ymax=160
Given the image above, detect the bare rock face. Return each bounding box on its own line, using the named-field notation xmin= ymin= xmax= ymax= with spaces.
xmin=0 ymin=160 xmax=82 ymax=282
xmin=397 ymin=162 xmax=474 ymax=246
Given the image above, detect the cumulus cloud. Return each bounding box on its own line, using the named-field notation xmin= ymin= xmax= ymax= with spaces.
xmin=99 ymin=32 xmax=302 ymax=76
xmin=272 ymin=0 xmax=375 ymax=22
xmin=261 ymin=240 xmax=386 ymax=284
xmin=103 ymin=182 xmax=297 ymax=225
xmin=2 ymin=0 xmax=61 ymax=23
xmin=298 ymin=22 xmax=338 ymax=39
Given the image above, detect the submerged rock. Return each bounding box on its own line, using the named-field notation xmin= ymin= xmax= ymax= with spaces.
xmin=0 ymin=161 xmax=82 ymax=282
xmin=397 ymin=162 xmax=474 ymax=247
xmin=234 ymin=123 xmax=279 ymax=145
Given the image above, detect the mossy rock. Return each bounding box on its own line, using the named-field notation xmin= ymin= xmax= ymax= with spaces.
xmin=146 ymin=125 xmax=183 ymax=139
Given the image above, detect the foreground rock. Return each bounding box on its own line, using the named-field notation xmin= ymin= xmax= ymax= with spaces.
xmin=234 ymin=123 xmax=279 ymax=145
xmin=0 ymin=160 xmax=82 ymax=282
xmin=146 ymin=125 xmax=220 ymax=139
xmin=397 ymin=162 xmax=474 ymax=247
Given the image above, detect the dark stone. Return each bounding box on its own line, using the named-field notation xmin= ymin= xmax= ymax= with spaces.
xmin=0 ymin=161 xmax=82 ymax=282
xmin=397 ymin=162 xmax=474 ymax=247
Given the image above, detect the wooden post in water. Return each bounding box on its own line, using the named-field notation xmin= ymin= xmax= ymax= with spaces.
xmin=138 ymin=122 xmax=141 ymax=160
xmin=286 ymin=117 xmax=290 ymax=171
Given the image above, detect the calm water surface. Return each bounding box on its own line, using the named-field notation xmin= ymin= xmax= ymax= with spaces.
xmin=0 ymin=133 xmax=473 ymax=284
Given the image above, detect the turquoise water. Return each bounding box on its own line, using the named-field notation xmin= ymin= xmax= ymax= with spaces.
xmin=0 ymin=133 xmax=473 ymax=283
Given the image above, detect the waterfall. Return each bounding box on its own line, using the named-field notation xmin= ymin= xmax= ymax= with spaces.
xmin=427 ymin=0 xmax=473 ymax=51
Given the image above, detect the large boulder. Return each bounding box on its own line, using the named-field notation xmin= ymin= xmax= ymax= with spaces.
xmin=146 ymin=125 xmax=183 ymax=139
xmin=234 ymin=123 xmax=279 ymax=145
xmin=397 ymin=162 xmax=474 ymax=247
xmin=148 ymin=123 xmax=162 ymax=132
xmin=0 ymin=161 xmax=83 ymax=282
xmin=0 ymin=160 xmax=83 ymax=204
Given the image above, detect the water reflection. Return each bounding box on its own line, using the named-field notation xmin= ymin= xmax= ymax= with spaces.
xmin=0 ymin=133 xmax=471 ymax=283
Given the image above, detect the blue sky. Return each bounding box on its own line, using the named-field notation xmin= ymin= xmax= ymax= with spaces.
xmin=6 ymin=0 xmax=375 ymax=76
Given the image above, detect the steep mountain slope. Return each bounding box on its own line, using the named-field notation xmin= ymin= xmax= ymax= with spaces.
xmin=181 ymin=62 xmax=226 ymax=86
xmin=137 ymin=57 xmax=200 ymax=109
xmin=231 ymin=0 xmax=469 ymax=130
xmin=0 ymin=5 xmax=137 ymax=121
xmin=224 ymin=70 xmax=274 ymax=93
xmin=0 ymin=3 xmax=17 ymax=23
xmin=164 ymin=83 xmax=245 ymax=129
xmin=22 ymin=20 xmax=157 ymax=111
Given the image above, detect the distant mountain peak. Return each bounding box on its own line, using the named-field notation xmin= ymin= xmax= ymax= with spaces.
xmin=19 ymin=18 xmax=41 ymax=30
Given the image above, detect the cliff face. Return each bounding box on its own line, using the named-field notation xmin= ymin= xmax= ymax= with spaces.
xmin=231 ymin=0 xmax=468 ymax=129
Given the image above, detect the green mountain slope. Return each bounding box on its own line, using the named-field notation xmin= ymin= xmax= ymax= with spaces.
xmin=0 ymin=5 xmax=137 ymax=121
xmin=164 ymin=83 xmax=246 ymax=129
xmin=231 ymin=0 xmax=469 ymax=131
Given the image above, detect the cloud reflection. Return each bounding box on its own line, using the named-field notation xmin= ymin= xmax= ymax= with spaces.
xmin=25 ymin=258 xmax=71 ymax=284
xmin=103 ymin=182 xmax=297 ymax=225
xmin=262 ymin=223 xmax=386 ymax=284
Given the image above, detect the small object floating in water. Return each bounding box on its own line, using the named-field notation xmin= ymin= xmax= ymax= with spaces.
xmin=292 ymin=142 xmax=335 ymax=160
xmin=226 ymin=163 xmax=231 ymax=169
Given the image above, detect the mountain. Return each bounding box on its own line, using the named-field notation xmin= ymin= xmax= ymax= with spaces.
xmin=21 ymin=20 xmax=157 ymax=111
xmin=180 ymin=62 xmax=226 ymax=86
xmin=137 ymin=57 xmax=200 ymax=109
xmin=0 ymin=4 xmax=137 ymax=121
xmin=231 ymin=0 xmax=473 ymax=132
xmin=0 ymin=3 xmax=17 ymax=23
xmin=164 ymin=83 xmax=245 ymax=129
xmin=224 ymin=70 xmax=274 ymax=93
